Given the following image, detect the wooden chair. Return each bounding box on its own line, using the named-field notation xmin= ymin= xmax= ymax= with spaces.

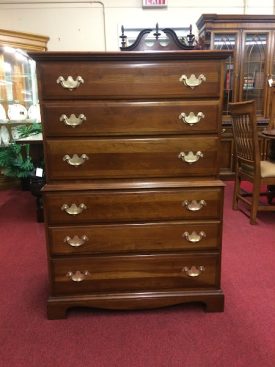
xmin=229 ymin=100 xmax=275 ymax=224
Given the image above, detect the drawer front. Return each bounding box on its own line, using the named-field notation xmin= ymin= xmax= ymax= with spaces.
xmin=44 ymin=187 xmax=223 ymax=225
xmin=45 ymin=137 xmax=219 ymax=180
xmin=42 ymin=100 xmax=220 ymax=137
xmin=51 ymin=253 xmax=220 ymax=295
xmin=38 ymin=60 xmax=221 ymax=99
xmin=48 ymin=221 xmax=221 ymax=255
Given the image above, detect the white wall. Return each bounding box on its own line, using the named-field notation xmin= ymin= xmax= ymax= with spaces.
xmin=0 ymin=0 xmax=274 ymax=51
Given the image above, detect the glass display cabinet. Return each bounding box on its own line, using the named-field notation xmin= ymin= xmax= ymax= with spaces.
xmin=196 ymin=14 xmax=275 ymax=178
xmin=0 ymin=46 xmax=40 ymax=144
xmin=0 ymin=29 xmax=49 ymax=188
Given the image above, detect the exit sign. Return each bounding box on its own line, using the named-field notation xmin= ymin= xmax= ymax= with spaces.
xmin=142 ymin=0 xmax=168 ymax=8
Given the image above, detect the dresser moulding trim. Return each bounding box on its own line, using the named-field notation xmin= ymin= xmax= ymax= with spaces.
xmin=42 ymin=179 xmax=225 ymax=192
xmin=47 ymin=290 xmax=224 ymax=319
xmin=29 ymin=50 xmax=232 ymax=62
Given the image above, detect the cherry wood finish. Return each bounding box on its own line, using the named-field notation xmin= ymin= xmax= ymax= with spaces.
xmin=43 ymin=100 xmax=220 ymax=137
xmin=38 ymin=59 xmax=221 ymax=99
xmin=45 ymin=137 xmax=219 ymax=180
xmin=31 ymin=50 xmax=231 ymax=319
xmin=48 ymin=221 xmax=221 ymax=255
xmin=44 ymin=186 xmax=223 ymax=224
xmin=51 ymin=253 xmax=220 ymax=295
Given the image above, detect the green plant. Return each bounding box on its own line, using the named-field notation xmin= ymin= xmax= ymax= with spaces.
xmin=0 ymin=143 xmax=34 ymax=178
xmin=17 ymin=123 xmax=42 ymax=138
xmin=0 ymin=123 xmax=42 ymax=179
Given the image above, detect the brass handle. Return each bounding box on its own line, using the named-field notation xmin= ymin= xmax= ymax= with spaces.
xmin=56 ymin=75 xmax=84 ymax=90
xmin=60 ymin=113 xmax=86 ymax=127
xmin=182 ymin=266 xmax=205 ymax=277
xmin=183 ymin=231 xmax=206 ymax=243
xmin=178 ymin=151 xmax=203 ymax=164
xmin=179 ymin=74 xmax=206 ymax=89
xmin=182 ymin=200 xmax=206 ymax=211
xmin=66 ymin=270 xmax=89 ymax=282
xmin=221 ymin=128 xmax=226 ymax=134
xmin=64 ymin=235 xmax=89 ymax=247
xmin=61 ymin=203 xmax=87 ymax=215
xmin=63 ymin=153 xmax=89 ymax=166
xmin=178 ymin=112 xmax=205 ymax=126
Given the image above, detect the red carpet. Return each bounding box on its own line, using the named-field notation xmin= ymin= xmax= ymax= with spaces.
xmin=0 ymin=182 xmax=274 ymax=367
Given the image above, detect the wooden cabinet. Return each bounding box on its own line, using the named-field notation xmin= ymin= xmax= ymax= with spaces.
xmin=0 ymin=29 xmax=49 ymax=188
xmin=31 ymin=50 xmax=230 ymax=319
xmin=196 ymin=14 xmax=275 ymax=178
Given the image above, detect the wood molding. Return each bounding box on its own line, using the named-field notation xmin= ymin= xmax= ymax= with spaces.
xmin=0 ymin=28 xmax=49 ymax=51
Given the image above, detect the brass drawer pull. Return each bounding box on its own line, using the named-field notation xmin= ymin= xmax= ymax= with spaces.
xmin=182 ymin=266 xmax=205 ymax=277
xmin=60 ymin=113 xmax=86 ymax=127
xmin=183 ymin=231 xmax=206 ymax=243
xmin=66 ymin=270 xmax=89 ymax=282
xmin=63 ymin=153 xmax=89 ymax=166
xmin=178 ymin=151 xmax=203 ymax=164
xmin=64 ymin=235 xmax=89 ymax=247
xmin=182 ymin=200 xmax=206 ymax=211
xmin=179 ymin=74 xmax=206 ymax=89
xmin=61 ymin=203 xmax=87 ymax=215
xmin=178 ymin=112 xmax=205 ymax=126
xmin=57 ymin=75 xmax=84 ymax=90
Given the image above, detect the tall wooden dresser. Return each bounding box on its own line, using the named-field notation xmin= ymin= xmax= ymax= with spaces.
xmin=31 ymin=50 xmax=231 ymax=319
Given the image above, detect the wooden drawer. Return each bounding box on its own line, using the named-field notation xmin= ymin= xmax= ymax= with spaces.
xmin=51 ymin=253 xmax=221 ymax=295
xmin=48 ymin=220 xmax=221 ymax=255
xmin=42 ymin=100 xmax=220 ymax=137
xmin=38 ymin=60 xmax=221 ymax=99
xmin=45 ymin=137 xmax=219 ymax=180
xmin=44 ymin=187 xmax=223 ymax=225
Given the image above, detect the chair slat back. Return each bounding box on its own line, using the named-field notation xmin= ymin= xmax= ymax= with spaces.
xmin=229 ymin=100 xmax=260 ymax=168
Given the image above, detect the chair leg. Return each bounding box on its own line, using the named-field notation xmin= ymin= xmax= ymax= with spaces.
xmin=232 ymin=174 xmax=240 ymax=210
xmin=250 ymin=184 xmax=260 ymax=225
xmin=267 ymin=185 xmax=275 ymax=204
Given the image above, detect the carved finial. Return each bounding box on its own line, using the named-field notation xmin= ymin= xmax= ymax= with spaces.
xmin=154 ymin=22 xmax=161 ymax=40
xmin=120 ymin=25 xmax=127 ymax=48
xmin=187 ymin=24 xmax=195 ymax=46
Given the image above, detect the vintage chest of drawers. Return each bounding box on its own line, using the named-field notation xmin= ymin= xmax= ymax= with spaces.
xmin=31 ymin=50 xmax=231 ymax=319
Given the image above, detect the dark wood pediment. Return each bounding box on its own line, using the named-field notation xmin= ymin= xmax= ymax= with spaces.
xmin=120 ymin=23 xmax=202 ymax=51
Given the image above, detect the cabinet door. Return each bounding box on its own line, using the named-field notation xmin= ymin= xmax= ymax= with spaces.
xmin=211 ymin=32 xmax=240 ymax=116
xmin=240 ymin=32 xmax=270 ymax=118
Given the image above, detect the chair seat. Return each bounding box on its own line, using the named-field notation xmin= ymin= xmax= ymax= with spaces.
xmin=240 ymin=160 xmax=275 ymax=178
xmin=260 ymin=160 xmax=275 ymax=178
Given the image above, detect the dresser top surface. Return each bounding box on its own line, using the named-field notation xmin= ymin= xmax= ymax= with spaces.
xmin=29 ymin=50 xmax=232 ymax=62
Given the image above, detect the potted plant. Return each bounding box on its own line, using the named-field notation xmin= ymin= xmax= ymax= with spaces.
xmin=0 ymin=143 xmax=34 ymax=189
xmin=0 ymin=123 xmax=42 ymax=190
